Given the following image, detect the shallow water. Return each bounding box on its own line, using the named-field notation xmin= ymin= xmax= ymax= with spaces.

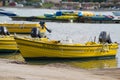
xmin=0 ymin=7 xmax=120 ymax=69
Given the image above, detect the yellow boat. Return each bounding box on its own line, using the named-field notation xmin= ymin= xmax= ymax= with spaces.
xmin=14 ymin=28 xmax=119 ymax=60
xmin=0 ymin=26 xmax=19 ymax=53
xmin=78 ymin=11 xmax=95 ymax=17
xmin=0 ymin=35 xmax=19 ymax=53
xmin=0 ymin=23 xmax=46 ymax=33
xmin=56 ymin=16 xmax=78 ymax=20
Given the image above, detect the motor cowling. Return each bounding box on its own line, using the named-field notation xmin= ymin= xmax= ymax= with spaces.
xmin=31 ymin=27 xmax=41 ymax=38
xmin=0 ymin=26 xmax=10 ymax=35
xmin=107 ymin=34 xmax=112 ymax=43
xmin=99 ymin=31 xmax=112 ymax=43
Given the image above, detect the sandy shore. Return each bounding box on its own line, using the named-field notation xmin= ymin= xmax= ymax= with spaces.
xmin=0 ymin=58 xmax=119 ymax=80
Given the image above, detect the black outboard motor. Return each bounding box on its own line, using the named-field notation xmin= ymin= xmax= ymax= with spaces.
xmin=31 ymin=27 xmax=41 ymax=38
xmin=99 ymin=31 xmax=112 ymax=43
xmin=0 ymin=26 xmax=10 ymax=35
xmin=106 ymin=34 xmax=112 ymax=43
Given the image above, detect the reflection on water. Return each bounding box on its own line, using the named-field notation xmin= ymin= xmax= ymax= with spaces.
xmin=26 ymin=57 xmax=117 ymax=69
xmin=69 ymin=58 xmax=117 ymax=69
xmin=0 ymin=53 xmax=118 ymax=69
xmin=0 ymin=53 xmax=24 ymax=62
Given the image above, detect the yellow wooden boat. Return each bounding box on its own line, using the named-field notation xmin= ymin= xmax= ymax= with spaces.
xmin=0 ymin=26 xmax=19 ymax=53
xmin=56 ymin=16 xmax=78 ymax=20
xmin=0 ymin=23 xmax=46 ymax=33
xmin=14 ymin=28 xmax=119 ymax=60
xmin=0 ymin=27 xmax=19 ymax=54
xmin=0 ymin=35 xmax=19 ymax=53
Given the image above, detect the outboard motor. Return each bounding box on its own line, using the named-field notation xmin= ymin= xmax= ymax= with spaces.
xmin=30 ymin=27 xmax=41 ymax=38
xmin=106 ymin=34 xmax=112 ymax=43
xmin=0 ymin=26 xmax=10 ymax=35
xmin=99 ymin=31 xmax=112 ymax=43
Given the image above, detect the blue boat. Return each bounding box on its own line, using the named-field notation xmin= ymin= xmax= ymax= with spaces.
xmin=0 ymin=9 xmax=17 ymax=16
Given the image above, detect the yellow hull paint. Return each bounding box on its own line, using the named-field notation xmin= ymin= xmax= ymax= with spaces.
xmin=0 ymin=35 xmax=19 ymax=52
xmin=0 ymin=23 xmax=46 ymax=33
xmin=15 ymin=37 xmax=119 ymax=58
xmin=81 ymin=11 xmax=95 ymax=17
xmin=56 ymin=16 xmax=78 ymax=20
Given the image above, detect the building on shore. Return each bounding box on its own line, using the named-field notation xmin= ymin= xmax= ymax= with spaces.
xmin=0 ymin=0 xmax=12 ymax=6
xmin=44 ymin=0 xmax=61 ymax=4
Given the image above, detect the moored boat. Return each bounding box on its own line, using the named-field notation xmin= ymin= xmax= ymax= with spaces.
xmin=0 ymin=9 xmax=17 ymax=16
xmin=0 ymin=22 xmax=48 ymax=34
xmin=11 ymin=11 xmax=79 ymax=22
xmin=0 ymin=26 xmax=19 ymax=53
xmin=15 ymin=28 xmax=119 ymax=60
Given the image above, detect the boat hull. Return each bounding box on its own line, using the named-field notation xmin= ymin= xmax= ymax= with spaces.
xmin=0 ymin=36 xmax=19 ymax=54
xmin=0 ymin=23 xmax=45 ymax=33
xmin=0 ymin=11 xmax=17 ymax=16
xmin=15 ymin=37 xmax=118 ymax=60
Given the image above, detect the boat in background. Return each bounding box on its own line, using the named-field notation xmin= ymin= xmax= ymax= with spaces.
xmin=10 ymin=10 xmax=79 ymax=22
xmin=10 ymin=11 xmax=118 ymax=23
xmin=113 ymin=11 xmax=120 ymax=16
xmin=112 ymin=11 xmax=120 ymax=20
xmin=15 ymin=27 xmax=119 ymax=61
xmin=78 ymin=11 xmax=95 ymax=17
xmin=0 ymin=22 xmax=46 ymax=34
xmin=0 ymin=26 xmax=19 ymax=54
xmin=0 ymin=9 xmax=17 ymax=17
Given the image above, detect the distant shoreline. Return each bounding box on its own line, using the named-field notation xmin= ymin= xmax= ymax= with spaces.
xmin=0 ymin=6 xmax=120 ymax=12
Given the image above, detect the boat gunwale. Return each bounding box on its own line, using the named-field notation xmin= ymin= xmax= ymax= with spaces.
xmin=15 ymin=37 xmax=118 ymax=48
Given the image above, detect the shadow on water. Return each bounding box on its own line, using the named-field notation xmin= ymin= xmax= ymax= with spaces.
xmin=26 ymin=56 xmax=117 ymax=69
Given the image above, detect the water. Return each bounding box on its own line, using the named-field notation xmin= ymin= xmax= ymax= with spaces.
xmin=0 ymin=7 xmax=120 ymax=69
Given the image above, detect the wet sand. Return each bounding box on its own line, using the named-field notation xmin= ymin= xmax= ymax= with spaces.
xmin=0 ymin=58 xmax=119 ymax=80
xmin=90 ymin=68 xmax=120 ymax=80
